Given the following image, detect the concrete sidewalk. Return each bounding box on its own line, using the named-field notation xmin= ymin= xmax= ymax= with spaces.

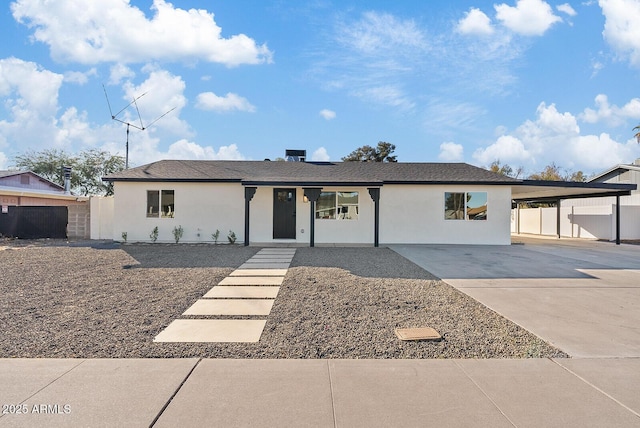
xmin=1 ymin=358 xmax=640 ymax=427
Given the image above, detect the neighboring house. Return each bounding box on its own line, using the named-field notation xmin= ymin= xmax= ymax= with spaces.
xmin=0 ymin=170 xmax=89 ymax=239
xmin=104 ymin=157 xmax=634 ymax=246
xmin=513 ymin=159 xmax=640 ymax=241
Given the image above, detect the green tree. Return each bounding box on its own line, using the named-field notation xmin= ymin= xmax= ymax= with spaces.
xmin=13 ymin=149 xmax=125 ymax=196
xmin=342 ymin=141 xmax=397 ymax=162
xmin=527 ymin=162 xmax=586 ymax=182
xmin=487 ymin=160 xmax=523 ymax=178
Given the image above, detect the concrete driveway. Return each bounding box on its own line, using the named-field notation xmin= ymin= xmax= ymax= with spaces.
xmin=391 ymin=237 xmax=640 ymax=358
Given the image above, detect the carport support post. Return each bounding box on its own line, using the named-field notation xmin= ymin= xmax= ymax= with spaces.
xmin=368 ymin=188 xmax=380 ymax=247
xmin=616 ymin=195 xmax=620 ymax=245
xmin=556 ymin=198 xmax=561 ymax=239
xmin=244 ymin=187 xmax=257 ymax=246
xmin=303 ymin=188 xmax=322 ymax=247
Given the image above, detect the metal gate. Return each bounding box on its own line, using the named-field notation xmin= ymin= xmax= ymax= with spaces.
xmin=0 ymin=206 xmax=68 ymax=239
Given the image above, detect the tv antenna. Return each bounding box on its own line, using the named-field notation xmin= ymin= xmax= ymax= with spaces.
xmin=103 ymin=85 xmax=176 ymax=169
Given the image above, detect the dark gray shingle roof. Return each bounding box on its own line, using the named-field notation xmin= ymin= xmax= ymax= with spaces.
xmin=103 ymin=160 xmax=520 ymax=185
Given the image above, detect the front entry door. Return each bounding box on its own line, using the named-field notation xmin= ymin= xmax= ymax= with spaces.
xmin=273 ymin=188 xmax=296 ymax=239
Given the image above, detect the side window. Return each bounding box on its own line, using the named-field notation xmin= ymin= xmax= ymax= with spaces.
xmin=147 ymin=190 xmax=175 ymax=218
xmin=444 ymin=192 xmax=487 ymax=220
xmin=147 ymin=191 xmax=159 ymax=218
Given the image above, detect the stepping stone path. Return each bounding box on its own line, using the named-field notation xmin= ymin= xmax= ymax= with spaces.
xmin=154 ymin=248 xmax=296 ymax=343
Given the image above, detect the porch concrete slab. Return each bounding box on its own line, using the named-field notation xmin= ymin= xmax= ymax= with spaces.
xmin=391 ymin=242 xmax=640 ymax=358
xmin=218 ymin=276 xmax=284 ymax=286
xmin=154 ymin=360 xmax=334 ymax=428
xmin=229 ymin=268 xmax=288 ymax=276
xmin=555 ymin=358 xmax=640 ymax=415
xmin=0 ymin=359 xmax=198 ymax=428
xmin=153 ymin=320 xmax=266 ymax=342
xmin=182 ymin=299 xmax=274 ymax=316
xmin=457 ymin=358 xmax=640 ymax=427
xmin=328 ymin=360 xmax=513 ymax=427
xmin=238 ymin=262 xmax=291 ymax=270
xmin=257 ymin=248 xmax=297 ymax=254
xmin=204 ymin=286 xmax=280 ymax=299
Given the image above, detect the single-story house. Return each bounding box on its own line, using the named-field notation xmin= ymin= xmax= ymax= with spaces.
xmin=0 ymin=170 xmax=90 ymax=239
xmin=103 ymin=157 xmax=636 ymax=246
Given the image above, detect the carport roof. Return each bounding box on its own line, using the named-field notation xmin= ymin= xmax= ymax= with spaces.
xmin=511 ymin=180 xmax=636 ymax=202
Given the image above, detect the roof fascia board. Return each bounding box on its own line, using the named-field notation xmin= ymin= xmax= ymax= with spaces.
xmin=513 ymin=190 xmax=633 ymax=203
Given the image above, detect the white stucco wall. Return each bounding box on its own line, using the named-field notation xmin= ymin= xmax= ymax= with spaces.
xmin=90 ymin=196 xmax=114 ymax=240
xmin=112 ymin=181 xmax=245 ymax=243
xmin=378 ymin=184 xmax=512 ymax=245
xmin=112 ymin=182 xmax=513 ymax=245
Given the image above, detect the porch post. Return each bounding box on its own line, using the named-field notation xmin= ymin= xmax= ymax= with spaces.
xmin=244 ymin=187 xmax=257 ymax=246
xmin=616 ymin=195 xmax=621 ymax=245
xmin=368 ymin=188 xmax=380 ymax=247
xmin=303 ymin=188 xmax=322 ymax=247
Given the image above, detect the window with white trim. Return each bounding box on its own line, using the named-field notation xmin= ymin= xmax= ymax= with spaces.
xmin=444 ymin=192 xmax=487 ymax=220
xmin=316 ymin=191 xmax=359 ymax=220
xmin=147 ymin=190 xmax=175 ymax=218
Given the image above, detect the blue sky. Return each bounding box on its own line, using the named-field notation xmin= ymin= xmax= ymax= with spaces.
xmin=1 ymin=0 xmax=640 ymax=177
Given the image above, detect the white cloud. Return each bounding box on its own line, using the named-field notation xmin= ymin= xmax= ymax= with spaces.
xmin=109 ymin=64 xmax=135 ymax=85
xmin=319 ymin=109 xmax=336 ymax=120
xmin=195 ymin=92 xmax=256 ymax=112
xmin=438 ymin=142 xmax=464 ymax=161
xmin=11 ymin=0 xmax=273 ymax=66
xmin=166 ymin=140 xmax=245 ymax=160
xmin=473 ymin=135 xmax=533 ymax=165
xmin=580 ymin=94 xmax=640 ymax=126
xmin=557 ymin=3 xmax=577 ymax=16
xmin=495 ymin=0 xmax=562 ymax=36
xmin=63 ymin=68 xmax=97 ymax=85
xmin=473 ymin=101 xmax=640 ymax=173
xmin=337 ymin=11 xmax=428 ymax=56
xmin=311 ymin=147 xmax=330 ymax=161
xmin=352 ymin=85 xmax=415 ymax=110
xmin=0 ymin=151 xmax=7 ymax=169
xmin=600 ymin=0 xmax=640 ymax=66
xmin=457 ymin=8 xmax=495 ymax=36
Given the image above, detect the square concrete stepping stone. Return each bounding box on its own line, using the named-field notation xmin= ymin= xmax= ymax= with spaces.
xmin=244 ymin=258 xmax=293 ymax=263
xmin=230 ymin=269 xmax=288 ymax=276
xmin=239 ymin=263 xmax=291 ymax=269
xmin=204 ymin=286 xmax=280 ymax=299
xmin=219 ymin=276 xmax=284 ymax=286
xmin=258 ymin=248 xmax=296 ymax=253
xmin=154 ymin=319 xmax=266 ymax=342
xmin=183 ymin=299 xmax=274 ymax=316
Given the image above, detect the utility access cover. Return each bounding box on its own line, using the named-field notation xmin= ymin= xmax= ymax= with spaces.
xmin=395 ymin=327 xmax=442 ymax=341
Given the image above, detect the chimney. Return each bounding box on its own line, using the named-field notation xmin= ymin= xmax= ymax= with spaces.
xmin=63 ymin=166 xmax=72 ymax=194
xmin=285 ymin=149 xmax=306 ymax=162
xmin=634 ymin=158 xmax=640 ymax=166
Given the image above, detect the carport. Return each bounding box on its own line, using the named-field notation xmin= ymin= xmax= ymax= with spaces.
xmin=511 ymin=180 xmax=636 ymax=245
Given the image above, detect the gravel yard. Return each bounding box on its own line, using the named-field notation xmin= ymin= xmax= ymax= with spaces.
xmin=0 ymin=240 xmax=566 ymax=359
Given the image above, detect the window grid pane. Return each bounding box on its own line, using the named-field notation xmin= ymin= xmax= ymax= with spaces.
xmin=316 ymin=192 xmax=336 ymax=219
xmin=147 ymin=191 xmax=159 ymax=218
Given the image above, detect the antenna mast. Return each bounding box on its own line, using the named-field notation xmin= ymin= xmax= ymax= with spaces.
xmin=103 ymin=85 xmax=176 ymax=169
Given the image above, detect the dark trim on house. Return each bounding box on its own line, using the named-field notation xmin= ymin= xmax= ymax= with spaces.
xmin=244 ymin=187 xmax=257 ymax=246
xmin=368 ymin=188 xmax=380 ymax=247
xmin=303 ymin=188 xmax=322 ymax=247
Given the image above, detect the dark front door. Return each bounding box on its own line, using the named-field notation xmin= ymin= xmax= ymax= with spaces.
xmin=273 ymin=188 xmax=296 ymax=239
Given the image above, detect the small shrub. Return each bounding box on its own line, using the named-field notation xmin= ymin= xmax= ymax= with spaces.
xmin=211 ymin=229 xmax=220 ymax=244
xmin=150 ymin=226 xmax=159 ymax=243
xmin=227 ymin=230 xmax=237 ymax=244
xmin=121 ymin=232 xmax=127 ymax=243
xmin=172 ymin=225 xmax=184 ymax=243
